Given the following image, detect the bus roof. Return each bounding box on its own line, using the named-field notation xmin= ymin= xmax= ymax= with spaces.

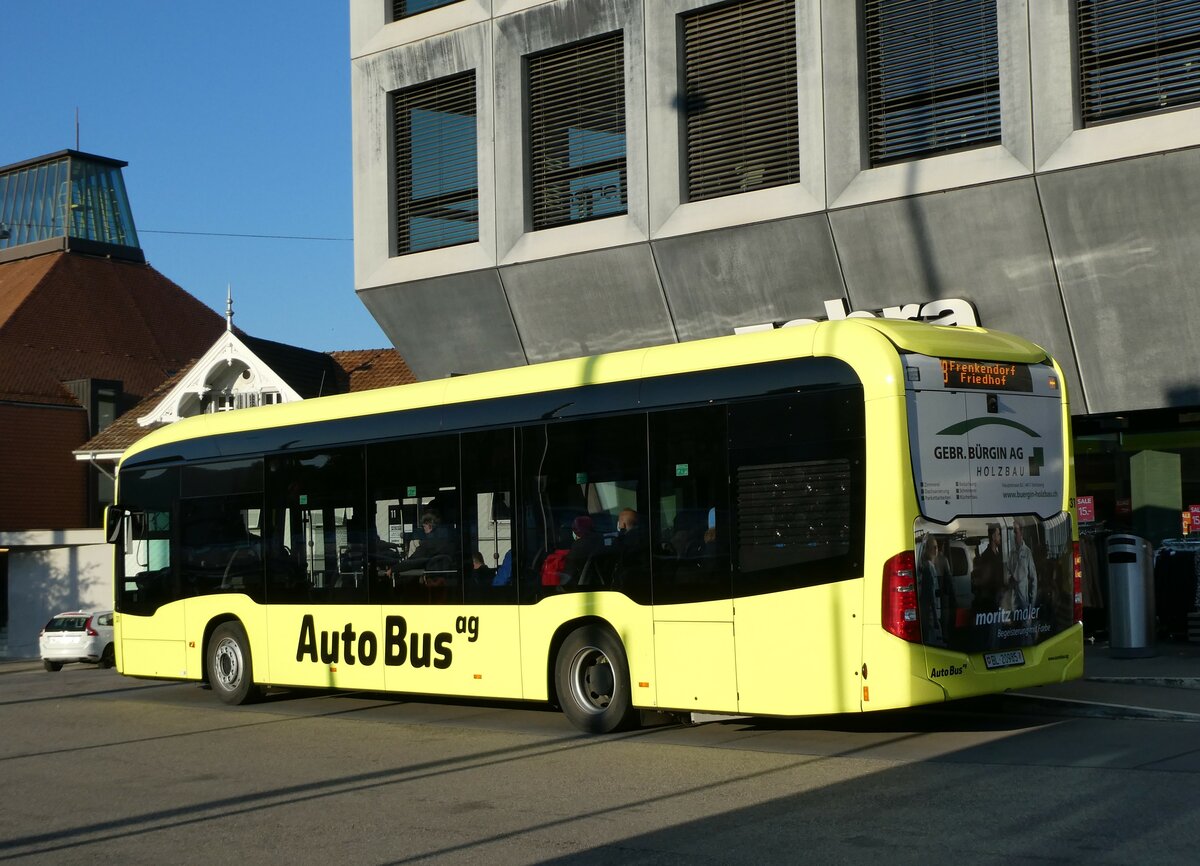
xmin=118 ymin=318 xmax=1049 ymax=468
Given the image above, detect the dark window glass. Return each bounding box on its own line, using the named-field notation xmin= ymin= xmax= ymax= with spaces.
xmin=519 ymin=416 xmax=649 ymax=603
xmin=682 ymin=0 xmax=799 ymax=201
xmin=640 ymin=357 xmax=860 ymax=410
xmin=367 ymin=436 xmax=461 ymax=605
xmin=461 ymin=429 xmax=517 ymax=604
xmin=115 ymin=466 xmax=179 ymax=616
xmin=863 ymin=0 xmax=1001 ymax=165
xmin=728 ymin=388 xmax=866 ymax=595
xmin=1077 ymin=0 xmax=1200 ymax=124
xmin=266 ymin=448 xmax=367 ymax=604
xmin=649 ymin=405 xmax=731 ymax=605
xmin=391 ymin=0 xmax=462 ymax=21
xmin=180 ymin=497 xmax=265 ymax=603
xmin=527 ymin=33 xmax=627 ymax=229
xmin=392 ymin=72 xmax=478 ymax=254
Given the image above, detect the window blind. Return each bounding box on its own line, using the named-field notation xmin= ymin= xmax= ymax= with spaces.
xmin=863 ymin=0 xmax=1001 ymax=165
xmin=682 ymin=0 xmax=799 ymax=201
xmin=1078 ymin=0 xmax=1200 ymax=124
xmin=391 ymin=0 xmax=462 ymax=21
xmin=392 ymin=72 xmax=478 ymax=256
xmin=527 ymin=33 xmax=627 ymax=231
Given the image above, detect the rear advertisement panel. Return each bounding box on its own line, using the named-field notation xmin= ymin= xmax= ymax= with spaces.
xmin=905 ymin=356 xmax=1065 ymax=523
xmin=913 ymin=513 xmax=1075 ymax=655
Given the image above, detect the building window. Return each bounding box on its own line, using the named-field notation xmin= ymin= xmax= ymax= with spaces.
xmin=862 ymin=0 xmax=1001 ymax=166
xmin=390 ymin=0 xmax=462 ymax=21
xmin=391 ymin=72 xmax=478 ymax=255
xmin=682 ymin=0 xmax=799 ymax=202
xmin=1078 ymin=0 xmax=1200 ymax=125
xmin=527 ymin=33 xmax=627 ymax=231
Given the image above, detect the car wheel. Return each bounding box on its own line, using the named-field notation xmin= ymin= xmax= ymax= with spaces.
xmin=100 ymin=644 xmax=115 ymax=669
xmin=43 ymin=659 xmax=62 ymax=672
xmin=207 ymin=621 xmax=262 ymax=705
xmin=554 ymin=624 xmax=639 ymax=734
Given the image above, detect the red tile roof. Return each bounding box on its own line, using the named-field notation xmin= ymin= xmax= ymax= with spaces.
xmin=330 ymin=348 xmax=418 ymax=391
xmin=0 ymin=251 xmax=225 ymax=406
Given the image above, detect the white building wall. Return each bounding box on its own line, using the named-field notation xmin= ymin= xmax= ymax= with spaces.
xmin=2 ymin=530 xmax=110 ymax=658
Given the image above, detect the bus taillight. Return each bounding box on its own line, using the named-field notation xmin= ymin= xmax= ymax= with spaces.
xmin=1072 ymin=541 xmax=1083 ymax=624
xmin=882 ymin=551 xmax=921 ymax=643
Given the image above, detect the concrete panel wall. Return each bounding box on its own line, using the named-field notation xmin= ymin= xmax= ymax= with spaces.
xmin=1039 ymin=149 xmax=1200 ymax=415
xmin=350 ymin=0 xmax=1200 ymax=419
xmin=651 ymin=215 xmax=843 ymax=342
xmin=499 ymin=243 xmax=673 ymax=362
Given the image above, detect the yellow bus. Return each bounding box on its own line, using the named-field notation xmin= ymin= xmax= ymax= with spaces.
xmin=105 ymin=318 xmax=1083 ymax=733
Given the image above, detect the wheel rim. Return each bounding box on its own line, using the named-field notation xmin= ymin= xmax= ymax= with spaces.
xmin=567 ymin=644 xmax=615 ymax=715
xmin=213 ymin=636 xmax=244 ymax=692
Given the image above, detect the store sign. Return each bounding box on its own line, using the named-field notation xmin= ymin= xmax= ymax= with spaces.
xmin=1077 ymin=496 xmax=1095 ymax=523
xmin=733 ymin=297 xmax=978 ymax=335
xmin=1189 ymin=504 xmax=1200 ymax=530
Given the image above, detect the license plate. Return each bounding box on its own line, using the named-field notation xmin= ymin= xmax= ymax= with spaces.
xmin=984 ymin=649 xmax=1025 ymax=670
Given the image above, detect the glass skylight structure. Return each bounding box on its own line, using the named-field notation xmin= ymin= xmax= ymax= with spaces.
xmin=0 ymin=151 xmax=140 ymax=254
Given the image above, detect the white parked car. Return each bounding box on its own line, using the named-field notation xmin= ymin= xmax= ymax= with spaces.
xmin=39 ymin=611 xmax=115 ymax=671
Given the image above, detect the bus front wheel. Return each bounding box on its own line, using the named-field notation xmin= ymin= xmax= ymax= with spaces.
xmin=207 ymin=622 xmax=262 ymax=705
xmin=554 ymin=625 xmax=638 ymax=734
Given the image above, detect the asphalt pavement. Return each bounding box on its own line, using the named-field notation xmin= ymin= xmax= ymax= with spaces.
xmin=4 ymin=639 xmax=1200 ymax=721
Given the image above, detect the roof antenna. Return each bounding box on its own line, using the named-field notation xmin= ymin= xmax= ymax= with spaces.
xmin=225 ymin=283 xmax=234 ymax=332
xmin=75 ymin=107 xmax=80 ymax=150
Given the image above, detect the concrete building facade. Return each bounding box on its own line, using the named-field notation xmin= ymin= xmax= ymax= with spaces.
xmin=349 ymin=0 xmax=1200 ymax=543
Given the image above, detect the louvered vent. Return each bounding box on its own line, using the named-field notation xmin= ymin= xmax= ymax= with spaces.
xmin=863 ymin=0 xmax=1001 ymax=165
xmin=391 ymin=0 xmax=462 ymax=21
xmin=527 ymin=33 xmax=627 ymax=231
xmin=391 ymin=71 xmax=478 ymax=256
xmin=682 ymin=0 xmax=799 ymax=201
xmin=1078 ymin=0 xmax=1200 ymax=124
xmin=736 ymin=459 xmax=852 ymax=573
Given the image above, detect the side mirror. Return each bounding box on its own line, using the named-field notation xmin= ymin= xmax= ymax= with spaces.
xmin=104 ymin=505 xmax=126 ymax=545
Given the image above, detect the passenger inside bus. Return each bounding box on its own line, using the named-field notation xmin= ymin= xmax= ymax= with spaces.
xmin=561 ymin=515 xmax=604 ymax=587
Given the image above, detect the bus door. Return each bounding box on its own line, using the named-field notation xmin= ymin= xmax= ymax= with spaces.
xmin=369 ymin=433 xmax=525 ymax=700
xmin=112 ymin=466 xmax=189 ymax=679
xmin=649 ymin=407 xmax=738 ymax=715
xmin=265 ymin=448 xmax=382 ymax=692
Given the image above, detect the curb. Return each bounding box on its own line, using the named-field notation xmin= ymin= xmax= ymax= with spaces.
xmin=1085 ymin=676 xmax=1200 ymax=690
xmin=1006 ymin=692 xmax=1200 ymax=723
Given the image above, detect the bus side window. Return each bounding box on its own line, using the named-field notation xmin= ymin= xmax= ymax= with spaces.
xmin=367 ymin=435 xmax=462 ymax=605
xmin=649 ymin=405 xmax=731 ymax=605
xmin=180 ymin=458 xmax=265 ymax=604
xmin=462 ymin=429 xmax=516 ymax=605
xmin=727 ymin=389 xmax=865 ymax=595
xmin=265 ymin=447 xmax=367 ymax=604
xmin=519 ymin=416 xmax=649 ymax=604
xmin=115 ymin=466 xmax=179 ymax=616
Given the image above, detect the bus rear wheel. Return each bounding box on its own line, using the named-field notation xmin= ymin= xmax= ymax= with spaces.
xmin=208 ymin=622 xmax=262 ymax=705
xmin=554 ymin=624 xmax=638 ymax=734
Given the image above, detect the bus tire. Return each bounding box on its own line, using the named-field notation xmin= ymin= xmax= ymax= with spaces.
xmin=99 ymin=644 xmax=115 ymax=668
xmin=554 ymin=624 xmax=638 ymax=734
xmin=208 ymin=621 xmax=262 ymax=705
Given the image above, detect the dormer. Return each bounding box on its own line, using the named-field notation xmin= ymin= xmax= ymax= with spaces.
xmin=137 ymin=330 xmax=301 ymax=426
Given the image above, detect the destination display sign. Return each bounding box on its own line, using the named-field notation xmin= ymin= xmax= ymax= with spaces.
xmin=940 ymin=359 xmax=1033 ymax=393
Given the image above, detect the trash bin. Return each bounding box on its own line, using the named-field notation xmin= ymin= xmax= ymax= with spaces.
xmin=1106 ymin=534 xmax=1156 ymax=658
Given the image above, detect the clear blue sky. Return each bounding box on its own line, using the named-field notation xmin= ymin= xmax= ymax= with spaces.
xmin=1 ymin=1 xmax=389 ymax=352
